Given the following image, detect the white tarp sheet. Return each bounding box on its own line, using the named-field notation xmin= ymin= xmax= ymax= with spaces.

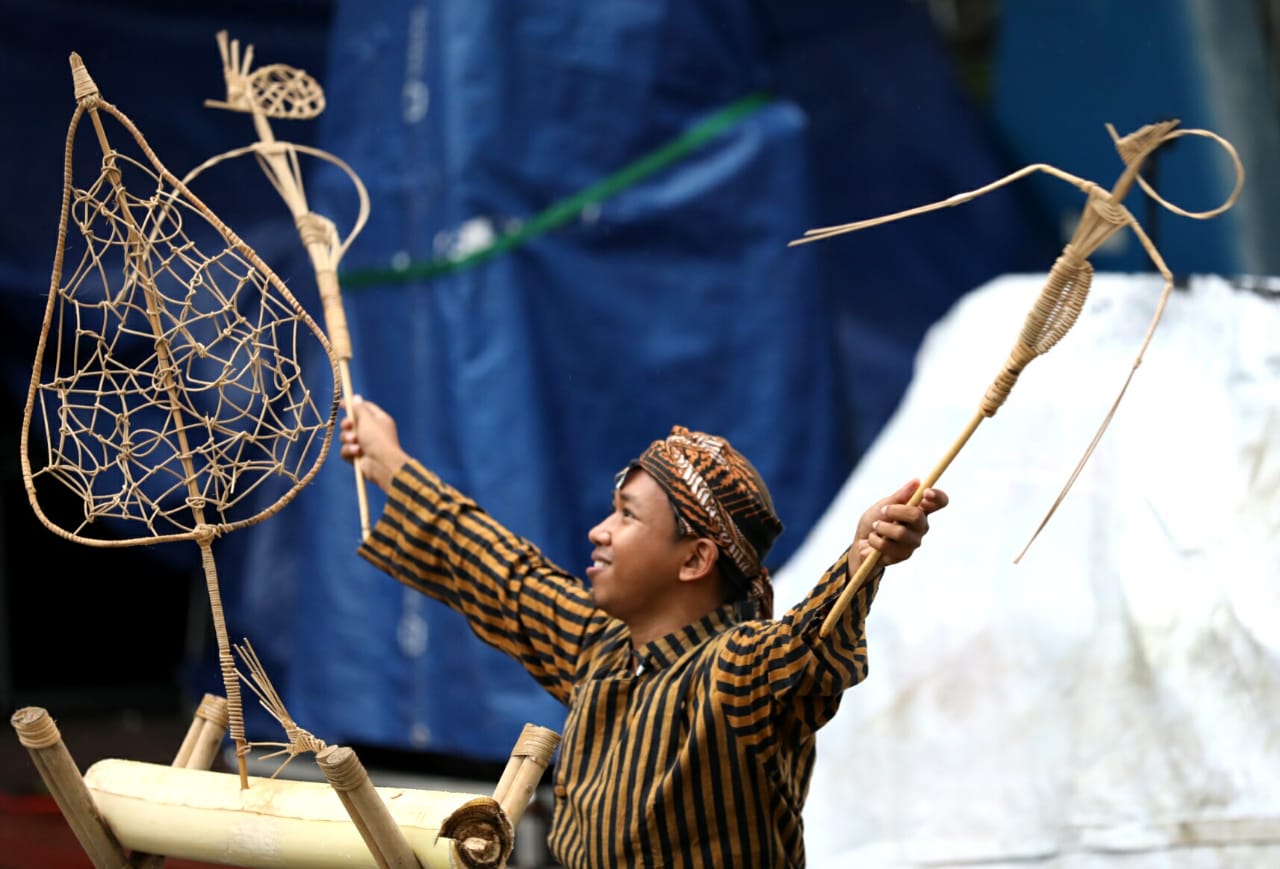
xmin=773 ymin=273 xmax=1280 ymax=867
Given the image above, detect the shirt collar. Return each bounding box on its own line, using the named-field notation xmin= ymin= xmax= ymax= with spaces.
xmin=632 ymin=603 xmax=740 ymax=674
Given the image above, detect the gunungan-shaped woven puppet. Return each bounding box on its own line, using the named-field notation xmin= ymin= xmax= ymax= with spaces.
xmin=791 ymin=119 xmax=1244 ymax=637
xmin=18 ymin=52 xmax=341 ymax=787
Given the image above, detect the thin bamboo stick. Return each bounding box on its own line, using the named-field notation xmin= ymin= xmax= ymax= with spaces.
xmin=820 ymin=412 xmax=982 ymax=638
xmin=492 ymin=724 xmax=561 ymax=830
xmin=316 ymin=744 xmax=423 ymax=869
xmin=10 ymin=707 xmax=131 ymax=869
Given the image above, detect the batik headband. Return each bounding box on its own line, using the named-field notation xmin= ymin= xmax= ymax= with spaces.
xmin=622 ymin=426 xmax=783 ymax=618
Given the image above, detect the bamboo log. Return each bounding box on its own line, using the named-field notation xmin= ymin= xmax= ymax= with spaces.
xmin=82 ymin=758 xmax=476 ymax=868
xmin=134 ymin=693 xmax=231 ymax=869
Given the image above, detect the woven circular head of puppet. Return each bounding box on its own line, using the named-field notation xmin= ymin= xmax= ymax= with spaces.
xmin=624 ymin=426 xmax=784 ymax=618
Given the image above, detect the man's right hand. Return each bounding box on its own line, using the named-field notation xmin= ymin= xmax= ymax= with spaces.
xmin=340 ymin=396 xmax=410 ymax=493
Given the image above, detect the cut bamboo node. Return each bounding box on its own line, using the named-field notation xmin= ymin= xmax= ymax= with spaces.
xmin=514 ymin=725 xmax=560 ymax=761
xmin=315 ymin=744 xmax=364 ymax=790
xmin=195 ymin=693 xmax=229 ymax=729
xmin=492 ymin=723 xmax=561 ymax=828
xmin=11 ymin=706 xmax=61 ymax=750
xmin=438 ymin=796 xmax=514 ymax=869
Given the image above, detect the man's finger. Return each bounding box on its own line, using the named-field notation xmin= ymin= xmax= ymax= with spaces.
xmin=893 ymin=478 xmax=921 ymax=504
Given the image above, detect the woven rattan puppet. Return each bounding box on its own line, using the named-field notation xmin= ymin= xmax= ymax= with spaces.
xmin=184 ymin=30 xmax=373 ymax=541
xmin=790 ymin=119 xmax=1244 ymax=636
xmin=19 ymin=51 xmax=341 ymax=787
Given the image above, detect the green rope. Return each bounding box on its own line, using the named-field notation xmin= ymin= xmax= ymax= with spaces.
xmin=341 ymin=90 xmax=773 ymax=289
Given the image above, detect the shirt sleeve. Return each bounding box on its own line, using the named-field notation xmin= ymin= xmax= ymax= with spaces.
xmin=356 ymin=459 xmax=608 ymax=705
xmin=717 ymin=546 xmax=883 ymax=742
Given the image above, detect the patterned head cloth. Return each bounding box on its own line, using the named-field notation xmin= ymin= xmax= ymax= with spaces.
xmin=620 ymin=426 xmax=784 ymax=619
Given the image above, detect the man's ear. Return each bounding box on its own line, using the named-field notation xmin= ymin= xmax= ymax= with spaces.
xmin=678 ymin=538 xmax=719 ymax=583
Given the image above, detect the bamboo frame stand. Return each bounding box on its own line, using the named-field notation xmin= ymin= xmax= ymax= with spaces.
xmin=11 ymin=702 xmax=561 ymax=869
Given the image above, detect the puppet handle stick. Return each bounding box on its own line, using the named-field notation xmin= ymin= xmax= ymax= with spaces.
xmin=818 ymin=252 xmax=1089 ymax=638
xmin=819 ymin=410 xmax=983 ymax=638
xmin=195 ymin=535 xmax=251 ymax=789
xmin=318 ymin=266 xmax=371 ymax=539
xmin=342 ymin=362 xmax=372 ymax=542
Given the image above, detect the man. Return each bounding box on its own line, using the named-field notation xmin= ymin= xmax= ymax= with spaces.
xmin=340 ymin=396 xmax=949 ymax=868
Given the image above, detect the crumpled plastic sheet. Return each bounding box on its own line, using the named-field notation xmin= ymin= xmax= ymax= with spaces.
xmin=774 ymin=272 xmax=1280 ymax=867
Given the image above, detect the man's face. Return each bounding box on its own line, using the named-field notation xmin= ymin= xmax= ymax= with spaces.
xmin=586 ymin=468 xmax=692 ymax=621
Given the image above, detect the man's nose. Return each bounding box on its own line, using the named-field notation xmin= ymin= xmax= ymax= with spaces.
xmin=588 ymin=518 xmax=612 ymax=544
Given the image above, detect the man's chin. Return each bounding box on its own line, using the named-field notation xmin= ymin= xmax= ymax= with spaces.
xmin=588 ymin=587 xmax=614 ymax=615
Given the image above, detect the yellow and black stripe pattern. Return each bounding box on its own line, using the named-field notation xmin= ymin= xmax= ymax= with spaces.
xmin=358 ymin=460 xmax=880 ymax=868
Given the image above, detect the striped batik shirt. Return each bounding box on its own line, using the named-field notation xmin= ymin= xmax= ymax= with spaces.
xmin=358 ymin=460 xmax=881 ymax=868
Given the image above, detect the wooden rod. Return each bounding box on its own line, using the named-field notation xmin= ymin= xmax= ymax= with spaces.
xmin=819 ymin=410 xmax=984 ymax=638
xmin=10 ymin=706 xmax=131 ymax=869
xmin=493 ymin=724 xmax=561 ymax=830
xmin=316 ymin=744 xmax=423 ymax=868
